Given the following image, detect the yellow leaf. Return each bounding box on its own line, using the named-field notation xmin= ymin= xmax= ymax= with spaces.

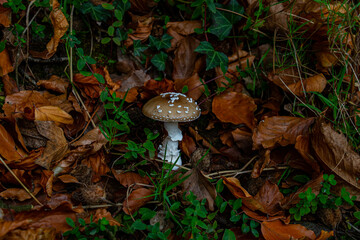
xmin=35 ymin=106 xmax=73 ymax=124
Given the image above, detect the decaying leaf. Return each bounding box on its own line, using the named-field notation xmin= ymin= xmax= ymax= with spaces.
xmin=253 ymin=116 xmax=315 ymax=149
xmin=212 ymin=91 xmax=257 ymax=129
xmin=166 ymin=21 xmax=202 ymax=36
xmin=182 ymin=168 xmax=217 ymax=211
xmin=0 ymin=123 xmax=26 ymax=161
xmin=124 ymin=15 xmax=153 ymax=47
xmin=312 ymin=120 xmax=360 ymax=190
xmin=35 ymin=121 xmax=68 ymax=170
xmin=0 ymin=5 xmax=11 ymax=27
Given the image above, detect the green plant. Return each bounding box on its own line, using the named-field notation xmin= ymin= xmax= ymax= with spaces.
xmin=289 ymin=174 xmax=356 ymax=221
xmin=64 ymin=216 xmax=119 ymax=240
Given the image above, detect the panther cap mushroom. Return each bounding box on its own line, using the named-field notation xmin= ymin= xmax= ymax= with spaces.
xmin=142 ymin=92 xmax=201 ymax=122
xmin=142 ymin=92 xmax=201 ymax=169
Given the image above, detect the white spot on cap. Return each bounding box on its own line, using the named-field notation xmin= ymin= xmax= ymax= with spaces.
xmin=158 ymin=109 xmax=162 ymax=113
xmin=157 ymin=105 xmax=160 ymax=109
xmin=177 ymin=111 xmax=181 ymax=113
xmin=178 ymin=105 xmax=181 ymax=108
xmin=169 ymin=104 xmax=174 ymax=107
xmin=169 ymin=111 xmax=172 ymax=113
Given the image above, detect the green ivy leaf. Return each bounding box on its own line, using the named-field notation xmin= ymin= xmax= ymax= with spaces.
xmin=80 ymin=3 xmax=111 ymax=22
xmin=149 ymin=34 xmax=173 ymax=50
xmin=66 ymin=217 xmax=75 ymax=228
xmin=222 ymin=0 xmax=244 ymax=24
xmin=101 ymin=3 xmax=114 ymax=10
xmin=151 ymin=52 xmax=168 ymax=71
xmin=108 ymin=26 xmax=115 ymax=36
xmin=133 ymin=40 xmax=148 ymax=57
xmin=195 ymin=41 xmax=228 ymax=70
xmin=209 ymin=10 xmax=232 ymax=40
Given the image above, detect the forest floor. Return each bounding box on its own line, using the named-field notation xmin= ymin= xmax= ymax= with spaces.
xmin=0 ymin=0 xmax=360 ymax=239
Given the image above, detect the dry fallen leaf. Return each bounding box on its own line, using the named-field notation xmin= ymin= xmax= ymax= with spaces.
xmin=261 ymin=220 xmax=316 ymax=240
xmin=34 ymin=121 xmax=68 ymax=170
xmin=35 ymin=106 xmax=74 ymax=125
xmin=37 ymin=75 xmax=69 ymax=94
xmin=2 ymin=228 xmax=56 ymax=240
xmin=268 ymin=68 xmax=327 ymax=97
xmin=0 ymin=5 xmax=11 ymax=27
xmin=2 ymin=75 xmax=19 ymax=96
xmin=124 ymin=15 xmax=154 ymax=47
xmin=212 ymin=91 xmax=257 ymax=129
xmin=312 ymin=120 xmax=360 ymax=190
xmin=0 ymin=123 xmax=26 ymax=161
xmin=0 ymin=49 xmax=14 ymax=76
xmin=253 ymin=116 xmax=315 ymax=149
xmin=182 ymin=168 xmax=217 ymax=211
xmin=166 ymin=21 xmax=202 ymax=36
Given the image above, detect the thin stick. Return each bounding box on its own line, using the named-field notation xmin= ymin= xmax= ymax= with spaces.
xmin=206 ymin=156 xmax=257 ymax=177
xmin=0 ymin=156 xmax=43 ymax=206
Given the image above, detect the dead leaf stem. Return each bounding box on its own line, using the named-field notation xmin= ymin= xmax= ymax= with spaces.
xmin=0 ymin=156 xmax=43 ymax=206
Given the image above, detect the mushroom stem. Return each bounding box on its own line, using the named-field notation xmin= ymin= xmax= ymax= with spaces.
xmin=158 ymin=122 xmax=183 ymax=169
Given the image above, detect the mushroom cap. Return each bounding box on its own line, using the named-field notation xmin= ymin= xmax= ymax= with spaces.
xmin=142 ymin=92 xmax=201 ymax=122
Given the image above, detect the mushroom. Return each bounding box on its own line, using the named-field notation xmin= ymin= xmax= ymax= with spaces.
xmin=142 ymin=92 xmax=201 ymax=169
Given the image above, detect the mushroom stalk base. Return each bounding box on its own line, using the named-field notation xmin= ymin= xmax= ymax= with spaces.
xmin=158 ymin=122 xmax=182 ymax=169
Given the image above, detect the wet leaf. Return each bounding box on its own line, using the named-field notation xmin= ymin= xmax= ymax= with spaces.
xmin=253 ymin=116 xmax=315 ymax=149
xmin=0 ymin=123 xmax=26 ymax=161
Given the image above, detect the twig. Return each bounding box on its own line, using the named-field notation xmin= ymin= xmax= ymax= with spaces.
xmin=206 ymin=156 xmax=257 ymax=177
xmin=27 ymin=56 xmax=69 ymax=63
xmin=0 ymin=156 xmax=43 ymax=206
xmin=207 ymin=166 xmax=289 ymax=179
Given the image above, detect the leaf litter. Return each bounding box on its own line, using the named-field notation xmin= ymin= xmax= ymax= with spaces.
xmin=0 ymin=0 xmax=359 ymax=239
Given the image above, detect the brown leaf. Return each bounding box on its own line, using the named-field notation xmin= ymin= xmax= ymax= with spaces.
xmin=129 ymin=0 xmax=157 ymax=14
xmin=261 ymin=220 xmax=316 ymax=240
xmin=0 ymin=220 xmax=32 ymax=239
xmin=281 ymin=174 xmax=324 ymax=209
xmin=252 ymin=116 xmax=315 ymax=149
xmin=243 ymin=206 xmax=289 ymax=223
xmin=175 ymin=73 xmax=204 ymax=101
xmin=0 ymin=188 xmax=34 ymax=201
xmin=0 ymin=49 xmax=14 ymax=76
xmin=268 ymin=68 xmax=327 ymax=97
xmin=57 ymin=174 xmax=79 ymax=183
xmin=295 ymin=135 xmax=321 ymax=175
xmin=212 ymin=91 xmax=257 ymax=129
xmin=124 ymin=15 xmax=153 ymax=47
xmin=112 ymin=170 xmax=151 ymax=188
xmin=82 ymin=151 xmax=109 ymax=182
xmin=172 ymin=37 xmax=200 ymax=81
xmin=123 ymin=188 xmax=154 ymax=215
xmin=71 ymin=127 xmax=107 ymax=152
xmin=181 ymin=134 xmax=196 ymax=157
xmin=253 ymin=181 xmax=285 ymax=216
xmin=2 ymin=75 xmax=19 ymax=96
xmin=35 ymin=121 xmax=68 ymax=170
xmin=0 ymin=123 xmax=26 ymax=161
xmin=118 ymin=69 xmax=150 ymax=92
xmin=2 ymin=228 xmax=56 ymax=240
xmin=312 ymin=120 xmax=360 ymax=190
xmin=0 ymin=202 xmax=81 ymax=237
xmin=35 ymin=106 xmax=74 ymax=125
xmin=141 ymin=79 xmax=175 ymax=99
xmin=3 ymin=90 xmax=49 ymax=120
xmin=0 ymin=5 xmax=11 ymax=27
xmin=223 ymin=177 xmax=285 ymax=217
xmin=74 ymin=73 xmax=101 ymax=99
xmin=166 ymin=21 xmax=202 ymax=35
xmin=37 ymin=75 xmax=69 ymax=93
xmin=30 ymin=0 xmax=69 ymax=59
xmin=182 ymin=168 xmax=217 ymax=211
